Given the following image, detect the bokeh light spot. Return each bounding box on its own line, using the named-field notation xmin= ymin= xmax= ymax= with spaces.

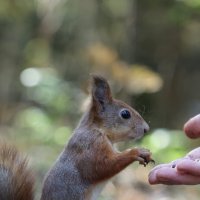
xmin=150 ymin=129 xmax=171 ymax=150
xmin=20 ymin=68 xmax=42 ymax=87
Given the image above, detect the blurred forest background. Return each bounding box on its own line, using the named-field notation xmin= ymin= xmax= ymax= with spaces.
xmin=0 ymin=0 xmax=200 ymax=199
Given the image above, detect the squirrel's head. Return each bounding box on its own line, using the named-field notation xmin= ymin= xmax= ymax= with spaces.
xmin=90 ymin=75 xmax=149 ymax=143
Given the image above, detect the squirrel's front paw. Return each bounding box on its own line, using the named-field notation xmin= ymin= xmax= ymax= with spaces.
xmin=131 ymin=148 xmax=154 ymax=167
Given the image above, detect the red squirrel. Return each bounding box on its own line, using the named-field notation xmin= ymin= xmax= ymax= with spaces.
xmin=0 ymin=75 xmax=153 ymax=200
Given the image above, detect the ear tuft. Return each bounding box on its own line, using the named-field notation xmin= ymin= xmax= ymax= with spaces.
xmin=90 ymin=74 xmax=112 ymax=109
xmin=91 ymin=74 xmax=108 ymax=88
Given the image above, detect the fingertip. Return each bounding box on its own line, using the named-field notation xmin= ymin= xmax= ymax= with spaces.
xmin=148 ymin=179 xmax=157 ymax=185
xmin=184 ymin=114 xmax=200 ymax=139
xmin=148 ymin=167 xmax=162 ymax=184
xmin=148 ymin=172 xmax=158 ymax=185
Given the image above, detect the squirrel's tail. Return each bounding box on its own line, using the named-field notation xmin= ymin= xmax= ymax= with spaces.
xmin=0 ymin=143 xmax=34 ymax=200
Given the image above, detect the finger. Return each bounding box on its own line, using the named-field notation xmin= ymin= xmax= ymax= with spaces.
xmin=148 ymin=170 xmax=157 ymax=184
xmin=186 ymin=147 xmax=200 ymax=160
xmin=177 ymin=159 xmax=200 ymax=176
xmin=156 ymin=169 xmax=200 ymax=185
xmin=149 ymin=166 xmax=200 ymax=185
xmin=149 ymin=166 xmax=176 ymax=184
xmin=184 ymin=114 xmax=200 ymax=139
xmin=148 ymin=165 xmax=175 ymax=184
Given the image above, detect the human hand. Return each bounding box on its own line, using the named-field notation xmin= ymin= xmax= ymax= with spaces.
xmin=149 ymin=147 xmax=200 ymax=185
xmin=184 ymin=114 xmax=200 ymax=139
xmin=148 ymin=114 xmax=200 ymax=185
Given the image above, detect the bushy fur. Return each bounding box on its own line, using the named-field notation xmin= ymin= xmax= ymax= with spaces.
xmin=0 ymin=143 xmax=34 ymax=200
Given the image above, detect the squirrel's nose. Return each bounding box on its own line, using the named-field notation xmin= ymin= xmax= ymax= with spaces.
xmin=143 ymin=122 xmax=150 ymax=134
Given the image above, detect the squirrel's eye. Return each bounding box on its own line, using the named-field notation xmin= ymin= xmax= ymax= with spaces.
xmin=120 ymin=109 xmax=131 ymax=119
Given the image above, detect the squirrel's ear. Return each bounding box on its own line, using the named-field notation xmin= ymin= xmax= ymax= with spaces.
xmin=91 ymin=75 xmax=112 ymax=110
